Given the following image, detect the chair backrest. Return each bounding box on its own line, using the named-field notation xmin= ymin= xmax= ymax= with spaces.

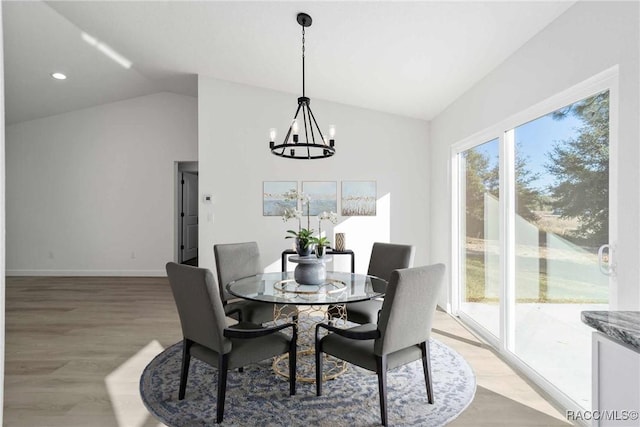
xmin=166 ymin=262 xmax=231 ymax=354
xmin=374 ymin=264 xmax=445 ymax=356
xmin=214 ymin=242 xmax=262 ymax=302
xmin=367 ymin=242 xmax=415 ymax=282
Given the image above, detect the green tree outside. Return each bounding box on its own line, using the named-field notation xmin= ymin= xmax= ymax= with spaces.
xmin=546 ymin=91 xmax=609 ymax=247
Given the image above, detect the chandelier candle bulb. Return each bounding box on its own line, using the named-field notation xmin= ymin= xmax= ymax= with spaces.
xmin=292 ymin=120 xmax=299 ymax=143
xmin=269 ymin=128 xmax=277 ymax=149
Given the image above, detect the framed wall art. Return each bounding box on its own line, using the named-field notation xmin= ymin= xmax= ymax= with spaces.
xmin=263 ymin=181 xmax=297 ymax=216
xmin=341 ymin=181 xmax=376 ymax=216
xmin=302 ymin=181 xmax=337 ymax=216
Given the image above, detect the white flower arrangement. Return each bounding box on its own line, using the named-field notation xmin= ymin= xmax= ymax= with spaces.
xmin=282 ymin=190 xmax=339 ymax=253
xmin=318 ymin=211 xmax=338 ymax=225
xmin=282 ymin=208 xmax=302 ymax=222
xmin=282 ymin=190 xmax=313 ymax=248
xmin=282 ymin=190 xmax=312 ymax=231
xmin=314 ymin=210 xmax=338 ymax=249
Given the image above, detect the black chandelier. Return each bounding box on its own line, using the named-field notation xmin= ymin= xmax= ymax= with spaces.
xmin=269 ymin=13 xmax=335 ymax=160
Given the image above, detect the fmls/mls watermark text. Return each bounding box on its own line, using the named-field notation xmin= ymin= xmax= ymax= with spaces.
xmin=566 ymin=410 xmax=639 ymax=422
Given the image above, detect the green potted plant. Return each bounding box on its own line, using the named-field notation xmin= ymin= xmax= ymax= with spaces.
xmin=286 ymin=227 xmax=314 ymax=256
xmin=310 ymin=236 xmax=331 ymax=258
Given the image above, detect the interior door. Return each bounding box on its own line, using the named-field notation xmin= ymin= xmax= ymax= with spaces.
xmin=181 ymin=172 xmax=198 ymax=261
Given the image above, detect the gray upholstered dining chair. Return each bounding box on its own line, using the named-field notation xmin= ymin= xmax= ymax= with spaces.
xmin=336 ymin=242 xmax=415 ymax=324
xmin=214 ymin=242 xmax=276 ymax=325
xmin=316 ymin=264 xmax=445 ymax=426
xmin=166 ymin=262 xmax=297 ymax=424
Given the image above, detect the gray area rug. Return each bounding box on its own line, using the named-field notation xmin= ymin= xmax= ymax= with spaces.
xmin=140 ymin=338 xmax=475 ymax=426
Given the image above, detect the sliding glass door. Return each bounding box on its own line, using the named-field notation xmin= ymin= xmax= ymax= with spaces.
xmin=512 ymin=91 xmax=610 ymax=408
xmin=458 ymin=139 xmax=500 ymax=338
xmin=455 ymin=87 xmax=612 ymax=409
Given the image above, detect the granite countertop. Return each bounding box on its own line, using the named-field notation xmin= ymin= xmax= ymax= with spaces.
xmin=581 ymin=311 xmax=640 ymax=352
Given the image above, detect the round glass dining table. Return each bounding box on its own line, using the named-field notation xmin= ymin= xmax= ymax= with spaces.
xmin=226 ymin=271 xmax=387 ymax=382
xmin=226 ymin=270 xmax=387 ymax=306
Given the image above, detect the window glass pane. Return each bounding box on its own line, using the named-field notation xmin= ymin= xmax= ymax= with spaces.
xmin=459 ymin=138 xmax=500 ymax=337
xmin=513 ymin=91 xmax=609 ymax=408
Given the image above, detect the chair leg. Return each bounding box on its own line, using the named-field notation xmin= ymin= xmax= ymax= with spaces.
xmin=315 ymin=350 xmax=323 ymax=396
xmin=420 ymin=341 xmax=434 ymax=404
xmin=376 ymin=355 xmax=388 ymax=426
xmin=216 ymin=353 xmax=230 ymax=424
xmin=289 ymin=327 xmax=297 ymax=396
xmin=315 ymin=329 xmax=323 ymax=396
xmin=178 ymin=339 xmax=193 ymax=400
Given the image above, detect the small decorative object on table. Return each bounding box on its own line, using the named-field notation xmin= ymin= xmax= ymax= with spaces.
xmin=334 ymin=233 xmax=346 ymax=251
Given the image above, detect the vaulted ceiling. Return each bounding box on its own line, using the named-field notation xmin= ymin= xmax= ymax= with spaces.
xmin=3 ymin=1 xmax=574 ymax=125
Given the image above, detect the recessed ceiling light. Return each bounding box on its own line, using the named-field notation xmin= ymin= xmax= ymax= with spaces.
xmin=51 ymin=72 xmax=67 ymax=80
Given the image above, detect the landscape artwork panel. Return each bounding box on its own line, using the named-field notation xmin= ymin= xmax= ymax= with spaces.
xmin=263 ymin=181 xmax=297 ymax=216
xmin=342 ymin=181 xmax=376 ymax=216
xmin=302 ymin=181 xmax=337 ymax=216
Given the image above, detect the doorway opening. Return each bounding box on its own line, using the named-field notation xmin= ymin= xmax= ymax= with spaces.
xmin=176 ymin=161 xmax=198 ymax=265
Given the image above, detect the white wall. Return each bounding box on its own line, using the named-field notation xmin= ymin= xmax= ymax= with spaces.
xmin=430 ymin=1 xmax=640 ymax=309
xmin=0 ymin=1 xmax=6 ymax=421
xmin=198 ymin=77 xmax=429 ymax=277
xmin=6 ymin=92 xmax=198 ymax=275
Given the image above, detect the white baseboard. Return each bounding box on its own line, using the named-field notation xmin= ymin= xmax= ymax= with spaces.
xmin=6 ymin=269 xmax=166 ymax=277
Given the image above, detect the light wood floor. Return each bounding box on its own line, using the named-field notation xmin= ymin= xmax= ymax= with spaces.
xmin=4 ymin=276 xmax=572 ymax=426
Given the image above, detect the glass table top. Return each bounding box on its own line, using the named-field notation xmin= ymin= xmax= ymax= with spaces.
xmin=226 ymin=271 xmax=387 ymax=306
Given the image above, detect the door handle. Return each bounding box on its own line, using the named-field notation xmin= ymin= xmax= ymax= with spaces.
xmin=598 ymin=244 xmax=615 ymax=276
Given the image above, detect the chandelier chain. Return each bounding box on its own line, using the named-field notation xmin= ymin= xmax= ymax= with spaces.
xmin=302 ymin=26 xmax=306 ymax=97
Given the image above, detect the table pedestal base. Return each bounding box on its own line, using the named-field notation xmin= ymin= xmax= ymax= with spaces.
xmin=272 ymin=303 xmax=349 ymax=383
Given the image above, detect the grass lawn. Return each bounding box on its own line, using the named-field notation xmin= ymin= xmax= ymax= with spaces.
xmin=464 ymin=252 xmax=607 ymax=304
